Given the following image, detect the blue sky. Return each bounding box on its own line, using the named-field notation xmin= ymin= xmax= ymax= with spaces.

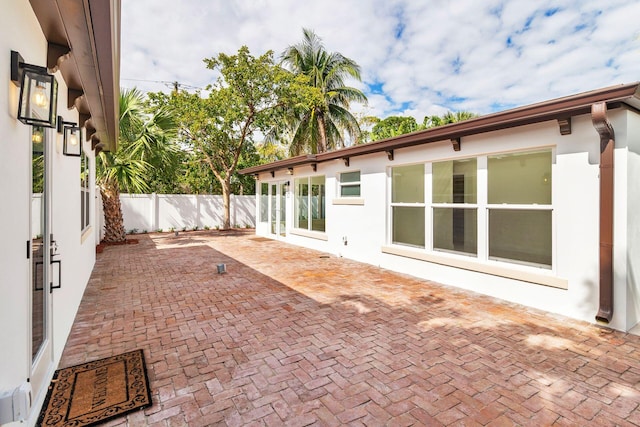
xmin=121 ymin=0 xmax=640 ymax=121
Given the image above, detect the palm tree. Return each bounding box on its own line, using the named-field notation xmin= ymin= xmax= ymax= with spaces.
xmin=280 ymin=28 xmax=367 ymax=154
xmin=97 ymin=88 xmax=178 ymax=242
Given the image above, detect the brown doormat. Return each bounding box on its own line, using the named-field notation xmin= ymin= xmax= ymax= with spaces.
xmin=37 ymin=349 xmax=152 ymax=427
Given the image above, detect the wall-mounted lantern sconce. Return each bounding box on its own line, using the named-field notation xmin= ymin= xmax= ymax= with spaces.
xmin=286 ymin=168 xmax=294 ymax=175
xmin=57 ymin=116 xmax=81 ymax=156
xmin=11 ymin=51 xmax=58 ymax=128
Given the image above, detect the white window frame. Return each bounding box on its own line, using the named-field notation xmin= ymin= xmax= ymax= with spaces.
xmin=294 ymin=175 xmax=326 ymax=233
xmin=388 ymin=163 xmax=426 ymax=249
xmin=338 ymin=170 xmax=361 ymax=197
xmin=385 ymin=147 xmax=559 ymax=286
xmin=430 ymin=157 xmax=479 ymax=257
xmin=259 ymin=182 xmax=268 ymax=223
xmin=485 ymin=149 xmax=554 ymax=270
xmin=334 ymin=170 xmax=364 ymax=205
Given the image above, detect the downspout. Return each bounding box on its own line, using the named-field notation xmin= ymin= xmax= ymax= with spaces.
xmin=591 ymin=102 xmax=614 ymax=324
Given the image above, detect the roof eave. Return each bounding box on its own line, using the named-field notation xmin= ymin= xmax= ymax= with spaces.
xmin=29 ymin=0 xmax=121 ymax=152
xmin=240 ymin=82 xmax=640 ymax=176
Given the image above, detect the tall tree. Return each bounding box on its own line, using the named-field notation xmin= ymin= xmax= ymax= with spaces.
xmin=156 ymin=46 xmax=303 ymax=229
xmin=281 ymin=28 xmax=367 ymax=154
xmin=97 ymin=88 xmax=178 ymax=242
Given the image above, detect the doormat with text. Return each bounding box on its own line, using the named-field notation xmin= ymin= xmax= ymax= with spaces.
xmin=37 ymin=349 xmax=152 ymax=426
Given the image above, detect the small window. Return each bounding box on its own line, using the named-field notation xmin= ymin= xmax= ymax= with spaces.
xmin=339 ymin=171 xmax=360 ymax=197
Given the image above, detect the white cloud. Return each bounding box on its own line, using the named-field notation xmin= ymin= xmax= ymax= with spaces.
xmin=121 ymin=0 xmax=640 ymax=119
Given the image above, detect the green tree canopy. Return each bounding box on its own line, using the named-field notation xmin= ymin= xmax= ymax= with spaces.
xmin=152 ymin=46 xmax=306 ymax=228
xmin=370 ymin=116 xmax=420 ymax=141
xmin=423 ymin=110 xmax=478 ymax=128
xmin=280 ymin=28 xmax=367 ymax=154
xmin=97 ymin=88 xmax=179 ymax=242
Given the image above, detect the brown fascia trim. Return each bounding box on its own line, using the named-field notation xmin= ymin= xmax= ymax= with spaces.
xmin=240 ymin=82 xmax=640 ymax=175
xmin=29 ymin=0 xmax=120 ymax=152
xmin=591 ymin=102 xmax=615 ymax=324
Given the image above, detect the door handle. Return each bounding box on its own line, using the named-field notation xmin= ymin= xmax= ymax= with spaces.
xmin=50 ymin=259 xmax=61 ymax=292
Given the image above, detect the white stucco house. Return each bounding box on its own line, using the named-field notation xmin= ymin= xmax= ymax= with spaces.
xmin=242 ymin=83 xmax=640 ymax=334
xmin=0 ymin=1 xmax=120 ymax=425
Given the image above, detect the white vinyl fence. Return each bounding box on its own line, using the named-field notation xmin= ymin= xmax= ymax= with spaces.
xmin=97 ymin=193 xmax=255 ymax=239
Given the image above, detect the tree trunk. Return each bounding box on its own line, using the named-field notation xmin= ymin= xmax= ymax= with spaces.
xmin=317 ymin=112 xmax=328 ymax=153
xmin=100 ymin=183 xmax=127 ymax=242
xmin=222 ymin=177 xmax=232 ymax=229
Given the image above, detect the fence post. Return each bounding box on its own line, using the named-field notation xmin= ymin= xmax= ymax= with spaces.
xmin=150 ymin=193 xmax=157 ymax=232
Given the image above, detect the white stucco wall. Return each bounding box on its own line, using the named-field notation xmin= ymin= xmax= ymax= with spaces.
xmin=625 ymin=110 xmax=640 ymax=329
xmin=0 ymin=0 xmax=37 ymax=401
xmin=255 ymin=109 xmax=638 ymax=332
xmin=0 ymin=2 xmax=97 ymax=424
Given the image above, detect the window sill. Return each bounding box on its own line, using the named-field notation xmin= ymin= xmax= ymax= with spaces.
xmin=381 ymin=245 xmax=567 ymax=289
xmin=290 ymin=228 xmax=329 ymax=241
xmin=332 ymin=198 xmax=364 ymax=206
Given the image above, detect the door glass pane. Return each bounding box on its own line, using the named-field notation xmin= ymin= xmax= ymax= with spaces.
xmin=433 ymin=208 xmax=477 ymax=255
xmin=310 ymin=176 xmax=325 ymax=232
xmin=392 ymin=206 xmax=425 ymax=248
xmin=279 ymin=184 xmax=286 ymax=236
xmin=488 ymin=151 xmax=551 ymax=204
xmin=488 ymin=209 xmax=552 ymax=268
xmin=270 ymin=184 xmax=276 ymax=234
xmin=433 ymin=159 xmax=477 ymax=203
xmin=260 ymin=183 xmax=268 ymax=223
xmin=295 ymin=179 xmax=308 ymax=229
xmin=31 ymin=128 xmax=46 ymax=360
xmin=392 ymin=164 xmax=424 ymax=203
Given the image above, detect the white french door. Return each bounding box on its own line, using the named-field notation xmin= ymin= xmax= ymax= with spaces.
xmin=29 ymin=126 xmax=54 ymax=405
xmin=269 ymin=182 xmax=287 ymax=238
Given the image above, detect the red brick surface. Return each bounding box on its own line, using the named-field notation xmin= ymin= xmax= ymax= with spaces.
xmin=59 ymin=231 xmax=640 ymax=426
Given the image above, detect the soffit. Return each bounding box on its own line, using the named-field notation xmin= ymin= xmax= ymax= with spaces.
xmin=29 ymin=0 xmax=120 ymax=152
xmin=240 ymin=82 xmax=640 ymax=175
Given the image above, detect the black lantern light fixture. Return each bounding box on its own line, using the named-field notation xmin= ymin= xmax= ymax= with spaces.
xmin=11 ymin=50 xmax=58 ymax=128
xmin=57 ymin=116 xmax=81 ymax=157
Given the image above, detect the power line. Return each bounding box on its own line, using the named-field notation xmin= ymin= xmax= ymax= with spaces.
xmin=121 ymin=78 xmax=204 ymax=91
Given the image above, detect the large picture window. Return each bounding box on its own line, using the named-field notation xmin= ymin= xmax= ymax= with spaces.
xmin=391 ymin=164 xmax=425 ymax=248
xmin=295 ymin=176 xmax=325 ymax=232
xmin=432 ymin=159 xmax=477 ymax=255
xmin=488 ymin=150 xmax=552 ymax=268
xmin=388 ymin=149 xmax=553 ymax=271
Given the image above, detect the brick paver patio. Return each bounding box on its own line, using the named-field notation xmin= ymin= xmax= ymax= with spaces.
xmin=59 ymin=231 xmax=640 ymax=426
